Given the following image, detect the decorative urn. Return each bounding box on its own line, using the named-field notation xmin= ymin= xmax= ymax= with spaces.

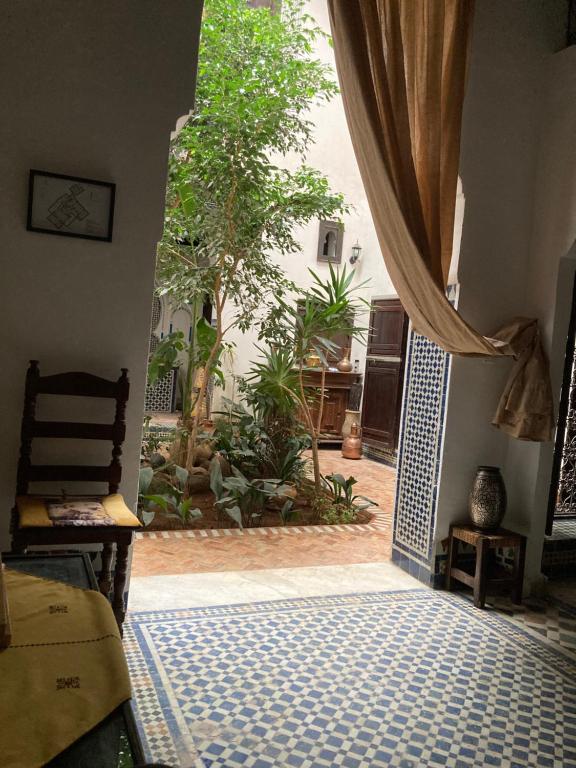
xmin=342 ymin=422 xmax=362 ymax=460
xmin=304 ymin=349 xmax=321 ymax=368
xmin=337 ymin=348 xmax=353 ymax=373
xmin=342 ymin=409 xmax=361 ymax=439
xmin=469 ymin=466 xmax=507 ymax=530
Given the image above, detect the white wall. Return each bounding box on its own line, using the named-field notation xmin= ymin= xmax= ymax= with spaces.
xmin=505 ymin=44 xmax=576 ymax=583
xmin=434 ymin=0 xmax=573 ymax=585
xmin=0 ymin=1 xmax=204 ymax=549
xmin=216 ymin=0 xmax=395 ymax=406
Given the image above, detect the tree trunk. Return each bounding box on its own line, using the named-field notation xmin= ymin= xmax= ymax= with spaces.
xmin=311 ymin=435 xmax=321 ymax=493
xmin=185 ymin=331 xmax=222 ymax=471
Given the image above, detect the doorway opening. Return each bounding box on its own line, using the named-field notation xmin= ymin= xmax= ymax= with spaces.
xmin=543 ymin=271 xmax=576 ymax=579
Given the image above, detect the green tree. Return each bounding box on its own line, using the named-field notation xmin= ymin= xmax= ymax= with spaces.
xmin=156 ymin=0 xmax=347 ymax=470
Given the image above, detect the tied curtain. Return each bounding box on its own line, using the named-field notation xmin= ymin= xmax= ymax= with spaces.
xmin=327 ymin=0 xmax=553 ymax=442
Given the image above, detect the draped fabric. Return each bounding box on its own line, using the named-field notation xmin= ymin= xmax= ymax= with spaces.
xmin=327 ymin=0 xmax=554 ymax=442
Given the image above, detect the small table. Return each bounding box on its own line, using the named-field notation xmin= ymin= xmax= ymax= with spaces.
xmin=445 ymin=524 xmax=527 ymax=608
xmin=2 ymin=553 xmax=144 ymax=767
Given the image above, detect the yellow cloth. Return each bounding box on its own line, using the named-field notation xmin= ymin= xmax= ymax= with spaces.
xmin=0 ymin=568 xmax=131 ymax=768
xmin=17 ymin=493 xmax=141 ymax=528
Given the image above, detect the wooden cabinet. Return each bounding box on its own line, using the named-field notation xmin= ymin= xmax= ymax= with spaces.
xmin=309 ymin=387 xmax=348 ymax=436
xmin=301 ymin=370 xmax=359 ymax=440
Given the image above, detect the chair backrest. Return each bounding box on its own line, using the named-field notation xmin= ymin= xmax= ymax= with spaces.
xmin=16 ymin=360 xmax=129 ymax=496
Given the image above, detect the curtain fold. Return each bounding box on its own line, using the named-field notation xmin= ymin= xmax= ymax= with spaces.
xmin=327 ymin=0 xmax=553 ymax=442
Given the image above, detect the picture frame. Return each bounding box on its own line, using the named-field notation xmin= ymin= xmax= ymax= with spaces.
xmin=27 ymin=169 xmax=116 ymax=242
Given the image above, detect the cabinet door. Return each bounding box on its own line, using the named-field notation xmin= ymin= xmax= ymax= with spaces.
xmin=361 ymin=360 xmax=404 ymax=449
xmin=309 ymin=388 xmax=348 ymax=435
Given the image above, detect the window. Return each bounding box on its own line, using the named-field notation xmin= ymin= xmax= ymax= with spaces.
xmin=317 ymin=220 xmax=343 ymax=264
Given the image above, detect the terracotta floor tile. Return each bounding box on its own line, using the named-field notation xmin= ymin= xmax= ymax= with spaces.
xmin=131 ymin=450 xmax=396 ymax=577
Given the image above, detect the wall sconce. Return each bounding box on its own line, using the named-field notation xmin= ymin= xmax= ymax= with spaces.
xmin=350 ymin=240 xmax=362 ymax=265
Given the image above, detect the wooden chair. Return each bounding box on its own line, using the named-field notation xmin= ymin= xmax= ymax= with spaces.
xmin=11 ymin=360 xmax=141 ymax=628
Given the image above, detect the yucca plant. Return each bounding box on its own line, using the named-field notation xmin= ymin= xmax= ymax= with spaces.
xmin=261 ymin=264 xmax=368 ymax=491
xmin=243 ymin=346 xmax=301 ymax=425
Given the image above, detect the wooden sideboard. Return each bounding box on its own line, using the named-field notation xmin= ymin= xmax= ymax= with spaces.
xmin=301 ymin=369 xmax=360 ymax=441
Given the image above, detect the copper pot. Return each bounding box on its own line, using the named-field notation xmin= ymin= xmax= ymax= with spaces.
xmin=337 ymin=349 xmax=353 ymax=373
xmin=342 ymin=422 xmax=362 ymax=459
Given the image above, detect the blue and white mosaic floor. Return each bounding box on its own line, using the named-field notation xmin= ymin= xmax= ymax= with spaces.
xmin=125 ymin=590 xmax=576 ymax=768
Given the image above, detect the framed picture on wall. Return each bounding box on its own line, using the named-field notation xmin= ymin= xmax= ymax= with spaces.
xmin=27 ymin=169 xmax=116 ymax=242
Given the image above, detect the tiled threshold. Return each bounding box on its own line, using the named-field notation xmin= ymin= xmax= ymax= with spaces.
xmin=136 ymin=507 xmax=390 ymax=540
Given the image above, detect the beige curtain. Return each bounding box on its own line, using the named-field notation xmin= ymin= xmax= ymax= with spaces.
xmin=327 ymin=0 xmax=553 ymax=442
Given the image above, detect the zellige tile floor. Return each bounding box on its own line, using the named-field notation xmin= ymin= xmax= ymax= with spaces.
xmin=126 ymin=449 xmax=576 ymax=768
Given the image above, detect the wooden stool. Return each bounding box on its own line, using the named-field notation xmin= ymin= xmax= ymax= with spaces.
xmin=446 ymin=524 xmax=526 ymax=608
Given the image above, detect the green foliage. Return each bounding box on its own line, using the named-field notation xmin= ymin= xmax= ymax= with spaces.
xmin=242 ymin=347 xmax=301 ymax=424
xmin=157 ymin=0 xmax=347 ymax=338
xmin=305 ymin=474 xmax=377 ymax=526
xmin=261 ymin=263 xmax=368 ymax=364
xmin=257 ymin=264 xmax=369 ymax=490
xmin=147 ymin=320 xmax=227 ymax=399
xmin=210 ymin=458 xmax=294 ymax=529
xmin=321 ymin=473 xmax=378 ymax=514
xmin=212 ymin=399 xmax=309 ymax=484
xmin=212 ymin=400 xmax=267 ymax=473
xmin=313 ymin=495 xmax=357 ymax=525
xmin=147 ymin=332 xmax=188 ymax=386
xmin=260 ymin=439 xmax=310 ymax=485
xmin=138 ymin=464 xmax=203 ymax=526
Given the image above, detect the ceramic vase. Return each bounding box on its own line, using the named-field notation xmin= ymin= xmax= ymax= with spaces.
xmin=342 ymin=422 xmax=362 ymax=460
xmin=342 ymin=409 xmax=361 ymax=439
xmin=469 ymin=466 xmax=507 ymax=530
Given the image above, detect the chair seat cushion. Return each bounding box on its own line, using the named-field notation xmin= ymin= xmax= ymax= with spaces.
xmin=16 ymin=494 xmax=141 ymax=528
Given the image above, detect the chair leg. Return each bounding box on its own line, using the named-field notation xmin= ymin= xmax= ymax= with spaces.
xmin=112 ymin=543 xmax=130 ymax=632
xmin=99 ymin=542 xmax=114 ymax=598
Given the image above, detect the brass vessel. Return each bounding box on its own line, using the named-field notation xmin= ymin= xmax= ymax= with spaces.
xmin=342 ymin=422 xmax=362 ymax=459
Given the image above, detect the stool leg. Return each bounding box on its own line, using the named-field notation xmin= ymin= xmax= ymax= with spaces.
xmin=474 ymin=539 xmax=489 ymax=609
xmin=99 ymin=542 xmax=114 ymax=598
xmin=446 ymin=534 xmax=458 ymax=591
xmin=512 ymin=538 xmax=527 ymax=604
xmin=112 ymin=543 xmax=130 ymax=632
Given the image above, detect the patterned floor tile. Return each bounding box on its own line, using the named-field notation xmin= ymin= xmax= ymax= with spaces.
xmin=460 ymin=593 xmax=576 ymax=660
xmin=126 ymin=590 xmax=576 ymax=768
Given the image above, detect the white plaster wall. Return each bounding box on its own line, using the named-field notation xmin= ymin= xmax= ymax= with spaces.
xmin=216 ymin=0 xmax=394 ymax=407
xmin=505 ymin=46 xmax=576 ymax=584
xmin=434 ymin=0 xmax=572 ymax=586
xmin=0 ymin=1 xmax=204 ymax=550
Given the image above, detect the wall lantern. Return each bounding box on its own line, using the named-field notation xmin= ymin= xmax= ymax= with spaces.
xmin=350 ymin=240 xmax=362 ymax=265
